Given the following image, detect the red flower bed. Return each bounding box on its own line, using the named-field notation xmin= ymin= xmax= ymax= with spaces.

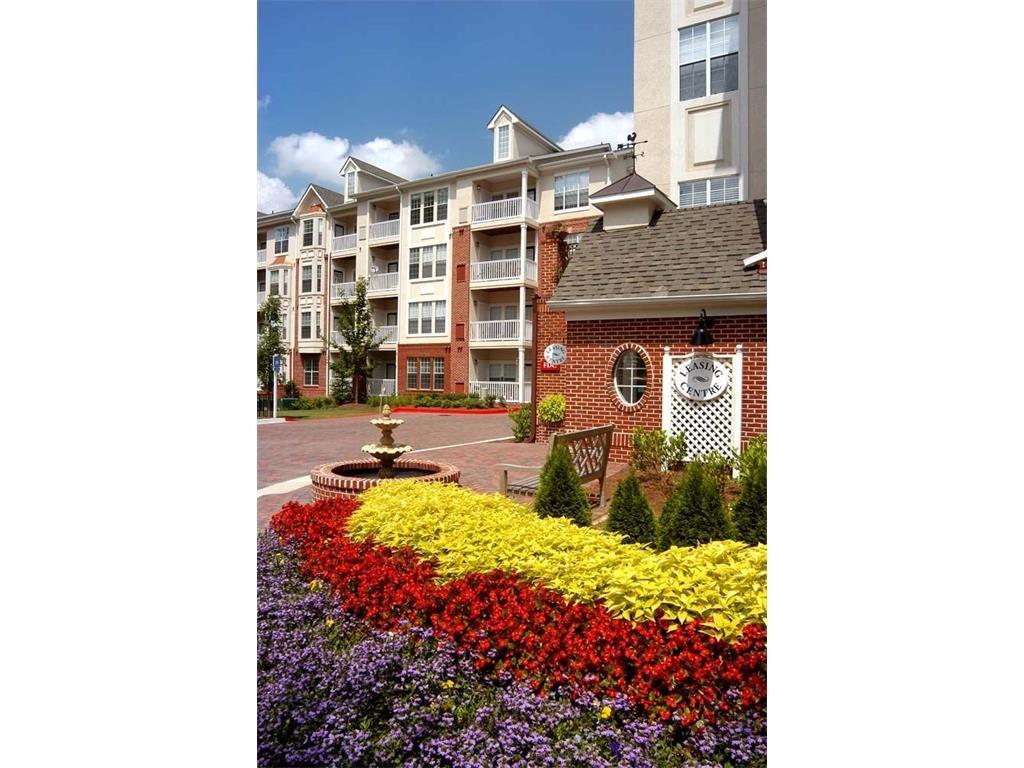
xmin=270 ymin=496 xmax=766 ymax=725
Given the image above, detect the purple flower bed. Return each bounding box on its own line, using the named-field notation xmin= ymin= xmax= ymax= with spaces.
xmin=257 ymin=531 xmax=765 ymax=767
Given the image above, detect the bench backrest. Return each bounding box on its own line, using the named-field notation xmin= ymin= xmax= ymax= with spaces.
xmin=550 ymin=424 xmax=615 ymax=485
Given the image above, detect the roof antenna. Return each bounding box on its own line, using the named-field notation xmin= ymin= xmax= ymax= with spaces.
xmin=616 ymin=132 xmax=647 ymax=175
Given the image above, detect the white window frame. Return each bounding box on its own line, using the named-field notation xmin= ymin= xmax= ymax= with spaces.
xmin=300 ymin=311 xmax=312 ymax=340
xmin=409 ymin=245 xmax=448 ymax=281
xmin=497 ymin=124 xmax=510 ymax=160
xmin=678 ymin=15 xmax=740 ymax=102
xmin=301 ymin=264 xmax=313 ymax=293
xmin=613 ymin=349 xmax=647 ymax=406
xmin=433 ymin=357 xmax=445 ymax=390
xmin=406 ymin=358 xmax=418 ymax=390
xmin=302 ymin=219 xmax=314 ymax=247
xmin=407 ymin=300 xmax=446 ymax=335
xmin=274 ymin=226 xmax=289 ymax=254
xmin=554 ymin=170 xmax=590 ymax=212
xmin=678 ymin=175 xmax=741 ymax=207
xmin=269 ymin=269 xmax=280 ymax=296
xmin=346 ymin=171 xmax=356 ymax=199
xmin=409 ymin=187 xmax=449 ymax=226
xmin=303 ymin=355 xmax=319 ymax=387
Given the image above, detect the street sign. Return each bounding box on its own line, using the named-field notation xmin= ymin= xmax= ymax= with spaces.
xmin=272 ymin=354 xmax=282 ymax=373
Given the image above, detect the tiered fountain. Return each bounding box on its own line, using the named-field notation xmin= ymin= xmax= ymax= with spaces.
xmin=310 ymin=403 xmax=460 ymax=501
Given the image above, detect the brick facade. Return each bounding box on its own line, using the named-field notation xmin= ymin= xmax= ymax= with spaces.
xmin=449 ymin=226 xmax=472 ymax=393
xmin=397 ymin=342 xmax=452 ymax=396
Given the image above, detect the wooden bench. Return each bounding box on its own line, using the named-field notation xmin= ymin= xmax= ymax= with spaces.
xmin=498 ymin=424 xmax=615 ymax=507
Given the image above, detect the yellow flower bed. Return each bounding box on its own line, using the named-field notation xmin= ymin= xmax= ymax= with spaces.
xmin=348 ymin=481 xmax=766 ymax=639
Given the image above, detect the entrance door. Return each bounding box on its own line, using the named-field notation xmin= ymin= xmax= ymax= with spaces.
xmin=386 ymin=311 xmax=398 ymax=326
xmin=386 ymin=262 xmax=399 ymax=273
xmin=385 ymin=362 xmax=396 ymax=380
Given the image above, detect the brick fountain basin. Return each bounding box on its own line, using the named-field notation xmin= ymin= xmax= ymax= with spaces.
xmin=310 ymin=457 xmax=461 ymax=501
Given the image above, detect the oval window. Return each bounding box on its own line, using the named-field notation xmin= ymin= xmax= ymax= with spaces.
xmin=614 ymin=349 xmax=647 ymax=405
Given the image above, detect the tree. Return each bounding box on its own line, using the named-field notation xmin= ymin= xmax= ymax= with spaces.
xmin=657 ymin=459 xmax=730 ymax=550
xmin=533 ymin=444 xmax=591 ymax=527
xmin=257 ymin=294 xmax=287 ymax=392
xmin=329 ymin=277 xmax=380 ymax=404
xmin=731 ymin=436 xmax=767 ymax=545
xmin=607 ymin=472 xmax=656 ymax=545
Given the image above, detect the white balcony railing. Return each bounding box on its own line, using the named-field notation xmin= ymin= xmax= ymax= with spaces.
xmin=331 ymin=331 xmax=346 ymax=348
xmin=331 ymin=233 xmax=357 ymax=252
xmin=257 ymin=248 xmax=267 ymax=266
xmin=368 ymin=219 xmax=401 ymax=240
xmin=471 ymin=196 xmax=539 ymax=224
xmin=331 ymin=282 xmax=356 ymax=301
xmin=368 ymin=272 xmax=399 ymax=292
xmin=367 ymin=378 xmax=397 ymax=397
xmin=471 ymin=258 xmax=520 ymax=282
xmin=470 ymin=319 xmax=532 ymax=343
xmin=257 ymin=291 xmax=267 ymax=308
xmin=525 ymin=259 xmax=537 ymax=281
xmin=374 ymin=325 xmax=398 ymax=345
xmin=469 ymin=380 xmax=532 ymax=403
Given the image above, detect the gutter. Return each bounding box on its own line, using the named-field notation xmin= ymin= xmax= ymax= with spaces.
xmin=546 ymin=291 xmax=767 ymax=309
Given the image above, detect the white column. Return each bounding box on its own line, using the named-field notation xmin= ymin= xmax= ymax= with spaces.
xmin=518 ymin=346 xmax=525 ymax=404
xmin=520 ymin=170 xmax=528 ymax=204
xmin=661 ymin=346 xmax=673 ymax=435
xmin=519 ymin=222 xmax=527 ymax=280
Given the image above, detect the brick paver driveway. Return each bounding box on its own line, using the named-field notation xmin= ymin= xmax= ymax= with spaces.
xmin=257 ymin=412 xmax=550 ymax=529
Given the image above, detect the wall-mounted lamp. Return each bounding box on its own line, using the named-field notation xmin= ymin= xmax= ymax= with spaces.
xmin=691 ymin=308 xmax=714 ymax=346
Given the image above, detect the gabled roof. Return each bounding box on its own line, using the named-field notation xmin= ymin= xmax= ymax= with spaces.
xmin=549 ymin=200 xmax=767 ymax=306
xmin=591 ymin=171 xmax=658 ymax=198
xmin=589 ymin=171 xmax=676 ymax=213
xmin=310 ymin=184 xmax=347 ymax=208
xmin=486 ymin=105 xmax=562 ymax=152
xmin=340 ymin=156 xmax=407 ymax=184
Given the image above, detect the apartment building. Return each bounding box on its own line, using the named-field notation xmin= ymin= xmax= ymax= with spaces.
xmin=633 ymin=0 xmax=766 ymax=206
xmin=257 ymin=105 xmax=630 ymax=402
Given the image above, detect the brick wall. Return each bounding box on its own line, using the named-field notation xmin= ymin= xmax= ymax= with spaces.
xmin=450 ymin=226 xmax=472 ymax=393
xmin=398 ymin=342 xmax=452 ymax=395
xmin=533 ymin=315 xmax=767 ymax=463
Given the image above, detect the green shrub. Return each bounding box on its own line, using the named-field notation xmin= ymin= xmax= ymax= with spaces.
xmin=629 ymin=427 xmax=687 ymax=473
xmin=665 ymin=432 xmax=688 ymax=470
xmin=537 ymin=394 xmax=566 ymax=424
xmin=533 ymin=443 xmax=591 ymax=527
xmin=657 ymin=459 xmax=730 ymax=549
xmin=277 ymin=397 xmax=299 ymax=410
xmin=607 ymin=472 xmax=656 ymax=545
xmin=283 ymin=380 xmax=300 ymax=398
xmin=702 ymin=451 xmax=734 ymax=496
xmin=509 ymin=404 xmax=532 ymax=442
xmin=731 ymin=436 xmax=767 ymax=545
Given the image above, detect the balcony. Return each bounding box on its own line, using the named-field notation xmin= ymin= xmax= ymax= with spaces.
xmin=469 ymin=380 xmax=531 ymax=404
xmin=331 ymin=282 xmax=356 ymax=302
xmin=257 ymin=248 xmax=267 ymax=266
xmin=374 ymin=325 xmax=398 ymax=346
xmin=368 ymin=271 xmax=399 ymax=294
xmin=368 ymin=219 xmax=401 ymax=242
xmin=469 ymin=319 xmax=532 ymax=344
xmin=470 ymin=258 xmax=538 ymax=285
xmin=257 ymin=290 xmax=267 ymax=309
xmin=471 ymin=197 xmax=540 ymax=228
xmin=367 ymin=378 xmax=397 ymax=397
xmin=330 ymin=331 xmax=347 ymax=348
xmin=332 ymin=233 xmax=357 ymax=253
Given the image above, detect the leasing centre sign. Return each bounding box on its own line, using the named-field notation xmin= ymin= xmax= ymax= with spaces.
xmin=674 ymin=356 xmax=730 ymax=401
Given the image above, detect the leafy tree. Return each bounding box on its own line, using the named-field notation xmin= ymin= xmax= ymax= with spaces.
xmin=607 ymin=472 xmax=656 ymax=545
xmin=329 ymin=277 xmax=381 ymax=404
xmin=657 ymin=459 xmax=730 ymax=550
xmin=533 ymin=443 xmax=591 ymax=527
xmin=731 ymin=436 xmax=767 ymax=545
xmin=257 ymin=294 xmax=287 ymax=392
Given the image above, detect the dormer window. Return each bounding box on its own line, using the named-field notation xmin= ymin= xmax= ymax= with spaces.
xmin=497 ymin=125 xmax=510 ymax=160
xmin=346 ymin=171 xmax=356 ymax=198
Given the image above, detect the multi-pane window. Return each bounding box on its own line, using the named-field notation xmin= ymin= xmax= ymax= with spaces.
xmin=614 ymin=350 xmax=647 ymax=405
xmin=303 ymin=356 xmax=319 ymax=387
xmin=406 ymin=357 xmax=444 ymax=390
xmin=274 ymin=226 xmax=289 ymax=254
xmin=554 ymin=170 xmax=590 ymax=211
xmin=346 ymin=172 xmax=356 ymax=197
xmin=678 ymin=175 xmax=741 ymax=207
xmin=303 ymin=219 xmax=314 ymax=247
xmin=315 ymin=311 xmax=321 ymax=339
xmin=301 ymin=265 xmax=312 ymax=293
xmin=488 ymin=363 xmax=517 ymax=382
xmin=497 ymin=124 xmax=510 ymax=159
xmin=434 ymin=301 xmax=446 ymax=334
xmin=300 ymin=312 xmax=312 ymax=339
xmin=679 ymin=16 xmax=739 ymax=101
xmin=409 ymin=245 xmax=448 ymax=280
xmin=407 ymin=301 xmax=446 ymax=334
xmin=409 ymin=188 xmax=449 ymax=225
xmin=407 ymin=359 xmax=418 ymax=390
xmin=269 ymin=270 xmax=280 ymax=295
xmin=408 ymin=303 xmax=419 ymax=335
xmin=282 ymin=268 xmax=289 ymax=296
xmin=419 ymin=357 xmax=432 ymax=390
xmin=316 ymin=264 xmax=322 ymax=292
xmin=316 ymin=218 xmax=324 ymax=246
xmin=433 ymin=358 xmax=444 ymax=390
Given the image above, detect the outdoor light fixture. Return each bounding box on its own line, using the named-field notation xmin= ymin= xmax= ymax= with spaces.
xmin=691 ymin=308 xmax=715 ymax=346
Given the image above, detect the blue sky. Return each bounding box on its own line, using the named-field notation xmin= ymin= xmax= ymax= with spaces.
xmin=257 ymin=0 xmax=634 ymax=211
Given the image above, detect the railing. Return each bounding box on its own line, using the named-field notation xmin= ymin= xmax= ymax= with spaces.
xmin=374 ymin=325 xmax=398 ymax=345
xmin=525 ymin=259 xmax=537 ymax=281
xmin=331 ymin=282 xmax=356 ymax=301
xmin=470 ymin=319 xmax=526 ymax=342
xmin=367 ymin=378 xmax=397 ymax=397
xmin=257 ymin=248 xmax=267 ymax=266
xmin=471 ymin=258 xmax=521 ymax=282
xmin=257 ymin=291 xmax=267 ymax=308
xmin=368 ymin=219 xmax=400 ymax=240
xmin=469 ymin=380 xmax=531 ymax=403
xmin=368 ymin=272 xmax=399 ymax=292
xmin=331 ymin=331 xmax=347 ymax=348
xmin=332 ymin=233 xmax=357 ymax=252
xmin=471 ymin=196 xmax=540 ymax=224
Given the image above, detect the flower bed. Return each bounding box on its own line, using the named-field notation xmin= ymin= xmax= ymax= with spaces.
xmin=258 ymin=529 xmax=767 ymax=767
xmin=269 ymin=493 xmax=767 ymax=727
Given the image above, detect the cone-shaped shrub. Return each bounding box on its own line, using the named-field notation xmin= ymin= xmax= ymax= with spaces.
xmin=732 ymin=436 xmax=767 ymax=545
xmin=657 ymin=459 xmax=730 ymax=550
xmin=533 ymin=443 xmax=591 ymax=527
xmin=607 ymin=472 xmax=656 ymax=545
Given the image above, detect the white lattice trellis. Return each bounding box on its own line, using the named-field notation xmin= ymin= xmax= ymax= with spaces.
xmin=661 ymin=346 xmax=743 ymax=460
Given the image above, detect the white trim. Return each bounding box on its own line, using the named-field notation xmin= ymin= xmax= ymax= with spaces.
xmin=549 ymin=291 xmax=766 ymax=308
xmin=731 ymin=344 xmax=744 ymax=454
xmin=743 ymin=250 xmax=767 ymax=267
xmin=590 ymin=187 xmax=677 ymax=210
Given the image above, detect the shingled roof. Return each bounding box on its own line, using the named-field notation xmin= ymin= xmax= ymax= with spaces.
xmin=590 ymin=171 xmax=658 ymax=198
xmin=310 ymin=183 xmax=347 ymax=208
xmin=549 ymin=200 xmax=767 ymax=304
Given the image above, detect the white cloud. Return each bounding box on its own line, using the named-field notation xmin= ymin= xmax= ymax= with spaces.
xmin=558 ymin=111 xmax=634 ymax=150
xmin=268 ymin=131 xmax=441 ymax=187
xmin=258 ymin=95 xmax=271 ymax=110
xmin=257 ymin=171 xmax=297 ymax=212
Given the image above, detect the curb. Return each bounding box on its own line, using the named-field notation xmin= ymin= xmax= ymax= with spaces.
xmin=391 ymin=407 xmax=510 ymax=415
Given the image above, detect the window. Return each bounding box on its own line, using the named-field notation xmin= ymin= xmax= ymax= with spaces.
xmin=407 ymin=358 xmax=418 ymax=390
xmin=408 ymin=248 xmax=419 ymax=280
xmin=488 ymin=363 xmax=517 ymax=382
xmin=303 ymin=219 xmax=314 ymax=247
xmin=408 ymin=303 xmax=419 ymax=335
xmin=678 ymin=175 xmax=740 ymax=207
xmin=433 ymin=358 xmax=444 ymax=390
xmin=346 ymin=172 xmax=356 ymax=197
xmin=409 ymin=187 xmax=449 ymax=225
xmin=614 ymin=349 xmax=647 ymax=405
xmin=419 ymin=357 xmax=432 ymax=389
xmin=407 ymin=301 xmax=446 ymax=334
xmin=421 ymin=303 xmax=433 ymax=334
xmin=303 ymin=356 xmax=319 ymax=387
xmin=300 ymin=312 xmax=311 ymax=339
xmin=316 ymin=264 xmax=322 ymax=292
xmin=434 ymin=301 xmax=446 ymax=334
xmin=315 ymin=311 xmax=321 ymax=339
xmin=334 ymin=222 xmax=346 ymax=237
xmin=554 ymin=170 xmax=590 ymax=211
xmin=269 ymin=270 xmax=280 ymax=295
xmin=282 ymin=268 xmax=289 ymax=296
xmin=679 ymin=16 xmax=739 ymax=101
xmin=274 ymin=226 xmax=289 ymax=254
xmin=497 ymin=124 xmax=509 ymax=159
xmin=316 ymin=218 xmax=324 ymax=246
xmin=301 ymin=265 xmax=312 ymax=293
xmin=409 ymin=245 xmax=448 ymax=280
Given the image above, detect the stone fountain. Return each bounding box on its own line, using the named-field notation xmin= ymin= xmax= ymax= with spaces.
xmin=309 ymin=401 xmax=460 ymax=501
